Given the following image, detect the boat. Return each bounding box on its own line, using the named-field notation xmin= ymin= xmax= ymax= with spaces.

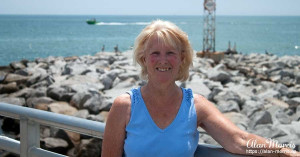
xmin=86 ymin=18 xmax=97 ymax=25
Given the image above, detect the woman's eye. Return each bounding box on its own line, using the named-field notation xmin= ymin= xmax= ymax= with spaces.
xmin=167 ymin=51 xmax=175 ymax=55
xmin=151 ymin=52 xmax=159 ymax=55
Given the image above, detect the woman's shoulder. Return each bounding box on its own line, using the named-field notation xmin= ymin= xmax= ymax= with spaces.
xmin=113 ymin=94 xmax=131 ymax=107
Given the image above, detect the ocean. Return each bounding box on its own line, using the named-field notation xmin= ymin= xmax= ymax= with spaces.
xmin=0 ymin=15 xmax=299 ymax=66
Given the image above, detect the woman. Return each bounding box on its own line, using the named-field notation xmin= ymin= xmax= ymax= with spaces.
xmin=102 ymin=20 xmax=299 ymax=157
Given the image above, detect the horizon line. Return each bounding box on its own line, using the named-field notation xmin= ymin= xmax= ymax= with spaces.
xmin=1 ymin=13 xmax=300 ymax=17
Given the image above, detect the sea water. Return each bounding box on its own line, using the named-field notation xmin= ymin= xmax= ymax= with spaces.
xmin=0 ymin=15 xmax=299 ymax=66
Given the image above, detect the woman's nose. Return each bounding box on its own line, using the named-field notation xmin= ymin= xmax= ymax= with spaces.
xmin=158 ymin=54 xmax=168 ymax=63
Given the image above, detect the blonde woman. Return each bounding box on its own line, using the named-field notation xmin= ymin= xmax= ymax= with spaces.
xmin=102 ymin=20 xmax=300 ymax=157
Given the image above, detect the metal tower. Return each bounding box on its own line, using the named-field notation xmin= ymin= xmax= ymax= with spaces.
xmin=203 ymin=0 xmax=216 ymax=53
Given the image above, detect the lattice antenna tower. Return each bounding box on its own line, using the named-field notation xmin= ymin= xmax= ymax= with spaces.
xmin=203 ymin=0 xmax=216 ymax=53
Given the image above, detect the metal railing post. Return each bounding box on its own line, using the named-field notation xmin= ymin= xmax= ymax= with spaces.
xmin=20 ymin=116 xmax=40 ymax=157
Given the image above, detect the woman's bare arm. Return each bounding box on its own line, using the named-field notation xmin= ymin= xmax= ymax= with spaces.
xmin=101 ymin=94 xmax=131 ymax=157
xmin=194 ymin=94 xmax=300 ymax=157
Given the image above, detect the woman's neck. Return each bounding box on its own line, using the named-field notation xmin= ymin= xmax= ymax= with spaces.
xmin=141 ymin=80 xmax=181 ymax=105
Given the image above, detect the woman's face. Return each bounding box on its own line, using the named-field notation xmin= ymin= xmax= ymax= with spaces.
xmin=144 ymin=37 xmax=182 ymax=84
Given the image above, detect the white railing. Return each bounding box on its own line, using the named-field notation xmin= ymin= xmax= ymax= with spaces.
xmin=0 ymin=102 xmax=245 ymax=157
xmin=0 ymin=102 xmax=105 ymax=157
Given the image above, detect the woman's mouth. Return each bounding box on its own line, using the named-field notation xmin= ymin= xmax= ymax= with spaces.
xmin=156 ymin=67 xmax=171 ymax=72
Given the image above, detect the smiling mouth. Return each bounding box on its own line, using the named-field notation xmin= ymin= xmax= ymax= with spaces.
xmin=156 ymin=67 xmax=171 ymax=72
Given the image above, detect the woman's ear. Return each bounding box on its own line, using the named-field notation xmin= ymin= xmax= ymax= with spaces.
xmin=181 ymin=51 xmax=185 ymax=62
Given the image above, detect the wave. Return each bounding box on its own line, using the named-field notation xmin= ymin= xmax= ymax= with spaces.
xmin=96 ymin=22 xmax=151 ymax=26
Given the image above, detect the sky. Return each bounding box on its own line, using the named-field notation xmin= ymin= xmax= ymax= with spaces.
xmin=1 ymin=0 xmax=300 ymax=16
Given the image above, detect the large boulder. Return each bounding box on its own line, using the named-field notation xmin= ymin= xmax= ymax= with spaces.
xmin=41 ymin=137 xmax=69 ymax=155
xmin=48 ymin=102 xmax=78 ymax=116
xmin=26 ymin=96 xmax=54 ymax=109
xmin=249 ymin=110 xmax=273 ymax=128
xmin=0 ymin=97 xmax=26 ymax=106
xmin=3 ymin=73 xmax=29 ymax=84
xmin=0 ymin=82 xmax=18 ymax=94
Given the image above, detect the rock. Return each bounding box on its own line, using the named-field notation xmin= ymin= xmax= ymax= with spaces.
xmin=118 ymin=71 xmax=139 ymax=81
xmin=87 ymin=114 xmax=105 ymax=122
xmin=10 ymin=61 xmax=26 ymax=70
xmin=26 ymin=72 xmax=50 ymax=87
xmin=26 ymin=96 xmax=54 ymax=109
xmin=70 ymin=91 xmax=93 ymax=109
xmin=207 ymin=69 xmax=231 ymax=84
xmin=41 ymin=137 xmax=69 ymax=155
xmin=287 ymin=88 xmax=300 ymax=98
xmin=100 ymin=74 xmax=113 ymax=90
xmin=48 ymin=59 xmax=66 ymax=75
xmin=217 ymin=100 xmax=240 ymax=113
xmin=46 ymin=86 xmax=72 ymax=101
xmin=249 ymin=124 xmax=287 ymax=139
xmin=3 ymin=73 xmax=29 ymax=84
xmin=186 ymin=75 xmax=211 ymax=98
xmin=286 ymin=97 xmax=300 ymax=109
xmin=8 ymin=87 xmax=35 ymax=98
xmin=76 ymin=138 xmax=102 ymax=157
xmin=0 ymin=82 xmax=18 ymax=94
xmin=258 ymin=89 xmax=281 ymax=99
xmin=62 ymin=63 xmax=89 ymax=75
xmin=58 ymin=75 xmax=104 ymax=92
xmin=82 ymin=91 xmax=105 ymax=114
xmin=213 ymin=90 xmax=243 ymax=106
xmin=106 ymin=69 xmax=124 ymax=81
xmin=73 ymin=109 xmax=89 ymax=119
xmin=104 ymin=78 xmax=137 ymax=104
xmin=275 ymin=109 xmax=292 ymax=124
xmin=48 ymin=102 xmax=78 ymax=116
xmin=0 ymin=97 xmax=26 ymax=106
xmin=265 ymin=98 xmax=289 ymax=108
xmin=249 ymin=111 xmax=273 ymax=128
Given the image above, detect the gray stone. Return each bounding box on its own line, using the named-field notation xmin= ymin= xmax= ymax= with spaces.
xmin=8 ymin=87 xmax=35 ymax=98
xmin=48 ymin=102 xmax=78 ymax=116
xmin=62 ymin=63 xmax=89 ymax=75
xmin=0 ymin=97 xmax=26 ymax=106
xmin=217 ymin=100 xmax=240 ymax=113
xmin=275 ymin=109 xmax=292 ymax=124
xmin=10 ymin=61 xmax=26 ymax=70
xmin=100 ymin=74 xmax=113 ymax=90
xmin=46 ymin=86 xmax=70 ymax=101
xmin=26 ymin=96 xmax=54 ymax=108
xmin=118 ymin=71 xmax=139 ymax=81
xmin=70 ymin=91 xmax=92 ymax=109
xmin=249 ymin=111 xmax=273 ymax=128
xmin=186 ymin=75 xmax=211 ymax=98
xmin=73 ymin=109 xmax=89 ymax=119
xmin=0 ymin=82 xmax=18 ymax=94
xmin=287 ymin=88 xmax=300 ymax=98
xmin=213 ymin=90 xmax=243 ymax=106
xmin=207 ymin=69 xmax=231 ymax=84
xmin=87 ymin=114 xmax=105 ymax=122
xmin=3 ymin=73 xmax=29 ymax=84
xmin=42 ymin=137 xmax=69 ymax=155
xmin=75 ymin=138 xmax=102 ymax=157
xmin=249 ymin=124 xmax=287 ymax=139
xmin=286 ymin=97 xmax=300 ymax=108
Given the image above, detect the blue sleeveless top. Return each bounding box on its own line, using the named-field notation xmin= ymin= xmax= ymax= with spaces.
xmin=124 ymin=87 xmax=199 ymax=157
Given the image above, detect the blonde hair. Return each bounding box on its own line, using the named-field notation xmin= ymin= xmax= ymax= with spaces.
xmin=133 ymin=20 xmax=193 ymax=82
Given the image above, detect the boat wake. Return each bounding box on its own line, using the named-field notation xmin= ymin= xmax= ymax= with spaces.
xmin=96 ymin=22 xmax=151 ymax=26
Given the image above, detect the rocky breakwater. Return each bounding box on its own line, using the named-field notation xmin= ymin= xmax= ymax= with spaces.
xmin=0 ymin=51 xmax=141 ymax=156
xmin=0 ymin=51 xmax=300 ymax=156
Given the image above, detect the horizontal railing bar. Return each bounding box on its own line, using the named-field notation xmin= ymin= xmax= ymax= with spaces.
xmin=0 ymin=135 xmax=20 ymax=154
xmin=29 ymin=147 xmax=67 ymax=157
xmin=0 ymin=103 xmax=105 ymax=138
